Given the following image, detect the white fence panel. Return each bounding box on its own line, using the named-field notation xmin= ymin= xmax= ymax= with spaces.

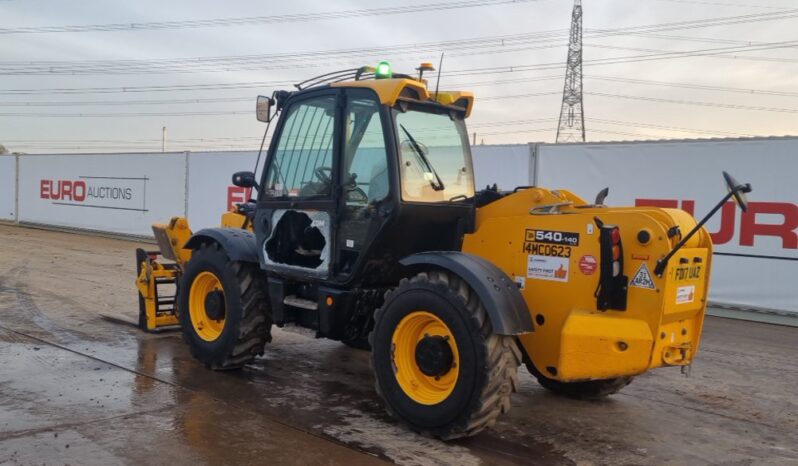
xmin=471 ymin=144 xmax=533 ymax=190
xmin=17 ymin=153 xmax=187 ymax=236
xmin=536 ymin=138 xmax=798 ymax=314
xmin=186 ymin=151 xmax=258 ymax=231
xmin=0 ymin=156 xmax=16 ymax=221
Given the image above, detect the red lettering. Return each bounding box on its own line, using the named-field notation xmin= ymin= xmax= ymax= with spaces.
xmin=51 ymin=180 xmax=62 ymax=200
xmin=740 ymin=202 xmax=798 ymax=249
xmin=61 ymin=181 xmax=73 ymax=201
xmin=707 ymin=202 xmax=736 ymax=245
xmin=40 ymin=179 xmax=51 ymax=199
xmin=680 ymin=200 xmax=695 ymax=216
xmin=636 ymin=198 xmax=798 ymax=249
xmin=73 ymin=180 xmax=86 ymax=201
xmin=227 ymin=186 xmax=252 ymax=211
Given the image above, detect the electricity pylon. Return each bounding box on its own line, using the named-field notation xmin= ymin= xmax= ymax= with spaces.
xmin=556 ymin=0 xmax=585 ymax=143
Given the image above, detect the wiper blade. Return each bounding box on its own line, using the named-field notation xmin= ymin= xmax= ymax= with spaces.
xmin=399 ymin=124 xmax=445 ymax=191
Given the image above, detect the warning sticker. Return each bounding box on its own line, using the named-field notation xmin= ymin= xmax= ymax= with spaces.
xmin=630 ymin=263 xmax=656 ymax=290
xmin=578 ymin=255 xmax=598 ymax=275
xmin=527 ymin=255 xmax=569 ymax=282
xmin=676 ymin=285 xmax=696 ymax=304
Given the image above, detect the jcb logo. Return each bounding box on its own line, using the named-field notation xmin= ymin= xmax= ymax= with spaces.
xmin=636 ymin=199 xmax=798 ymax=249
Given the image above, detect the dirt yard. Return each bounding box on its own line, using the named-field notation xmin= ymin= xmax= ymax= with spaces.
xmin=0 ymin=224 xmax=796 ymax=465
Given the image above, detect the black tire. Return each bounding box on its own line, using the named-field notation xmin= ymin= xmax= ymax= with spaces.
xmin=525 ymin=361 xmax=633 ymax=400
xmin=370 ymin=270 xmax=521 ymax=440
xmin=179 ymin=242 xmax=271 ymax=370
xmin=341 ymin=337 xmax=371 ymax=351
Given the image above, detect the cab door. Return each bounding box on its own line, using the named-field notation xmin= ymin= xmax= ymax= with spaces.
xmin=336 ymin=89 xmax=393 ymax=279
xmin=255 ymin=90 xmax=342 ymax=278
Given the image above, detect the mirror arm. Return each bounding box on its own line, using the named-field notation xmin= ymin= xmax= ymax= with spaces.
xmin=653 ymin=189 xmax=736 ymax=277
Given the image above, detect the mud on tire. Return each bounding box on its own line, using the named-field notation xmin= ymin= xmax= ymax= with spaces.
xmin=369 ymin=270 xmax=521 ymax=440
xmin=179 ymin=242 xmax=272 ymax=370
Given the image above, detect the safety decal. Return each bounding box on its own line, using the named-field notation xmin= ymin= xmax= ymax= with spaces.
xmin=630 ymin=263 xmax=656 ymax=289
xmin=527 ymin=255 xmax=569 ymax=282
xmin=578 ymin=255 xmax=598 ymax=275
xmin=676 ymin=285 xmax=696 ymax=304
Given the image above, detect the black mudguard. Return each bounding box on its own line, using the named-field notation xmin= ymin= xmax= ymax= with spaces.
xmin=400 ymin=252 xmax=533 ymax=336
xmin=184 ymin=228 xmax=259 ymax=263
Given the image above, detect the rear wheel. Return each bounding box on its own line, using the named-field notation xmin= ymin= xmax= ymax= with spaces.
xmin=179 ymin=242 xmax=271 ymax=369
xmin=341 ymin=337 xmax=371 ymax=351
xmin=370 ymin=271 xmax=520 ymax=439
xmin=526 ymin=361 xmax=633 ymax=399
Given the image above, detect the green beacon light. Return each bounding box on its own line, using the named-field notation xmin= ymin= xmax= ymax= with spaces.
xmin=375 ymin=60 xmax=392 ymax=79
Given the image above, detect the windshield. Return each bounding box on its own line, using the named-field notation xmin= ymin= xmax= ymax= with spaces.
xmin=394 ymin=106 xmax=475 ymax=203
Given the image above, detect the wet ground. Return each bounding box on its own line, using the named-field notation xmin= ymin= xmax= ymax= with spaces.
xmin=0 ymin=224 xmax=796 ymax=466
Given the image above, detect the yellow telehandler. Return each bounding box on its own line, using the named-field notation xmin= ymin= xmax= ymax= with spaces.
xmin=136 ymin=62 xmax=751 ymax=439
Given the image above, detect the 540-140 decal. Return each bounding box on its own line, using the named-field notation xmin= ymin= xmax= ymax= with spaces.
xmin=523 ymin=229 xmax=580 ymax=258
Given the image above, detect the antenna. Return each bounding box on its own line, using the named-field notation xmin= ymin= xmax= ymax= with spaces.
xmin=556 ymin=0 xmax=585 ymax=143
xmin=434 ymin=52 xmax=444 ymax=100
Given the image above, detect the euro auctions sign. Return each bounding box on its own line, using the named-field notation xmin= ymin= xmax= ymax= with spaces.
xmin=40 ymin=177 xmax=143 ymax=211
xmin=18 ymin=153 xmax=187 ymax=236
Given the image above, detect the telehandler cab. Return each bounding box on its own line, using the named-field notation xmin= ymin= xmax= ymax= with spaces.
xmin=136 ymin=62 xmax=751 ymax=439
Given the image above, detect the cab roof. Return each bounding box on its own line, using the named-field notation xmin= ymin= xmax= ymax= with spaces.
xmin=331 ymin=78 xmax=474 ymax=118
xmin=290 ymin=66 xmax=474 ymax=118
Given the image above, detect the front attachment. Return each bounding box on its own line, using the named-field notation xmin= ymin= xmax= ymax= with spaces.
xmin=135 ymin=248 xmax=180 ymax=332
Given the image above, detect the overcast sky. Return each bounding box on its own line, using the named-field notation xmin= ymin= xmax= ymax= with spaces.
xmin=1 ymin=0 xmax=796 ymax=153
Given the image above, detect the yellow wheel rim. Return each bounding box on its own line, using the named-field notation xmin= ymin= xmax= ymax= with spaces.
xmin=188 ymin=271 xmax=226 ymax=342
xmin=391 ymin=311 xmax=460 ymax=405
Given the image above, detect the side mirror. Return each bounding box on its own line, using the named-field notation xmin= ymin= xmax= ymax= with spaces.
xmin=232 ymin=171 xmax=258 ymax=189
xmin=256 ymin=95 xmax=274 ymax=123
xmin=722 ymin=171 xmax=752 ymax=212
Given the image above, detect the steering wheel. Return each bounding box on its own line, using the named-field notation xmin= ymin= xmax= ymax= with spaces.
xmin=314 ymin=166 xmax=333 ymax=184
xmin=346 ymin=186 xmax=369 ymax=204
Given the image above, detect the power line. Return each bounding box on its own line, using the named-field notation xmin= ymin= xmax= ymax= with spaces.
xmin=586 ymin=118 xmax=755 ymax=137
xmin=0 ymin=0 xmax=542 ymax=34
xmin=3 ymin=7 xmax=798 ymax=75
xmin=590 ymin=75 xmax=798 ymax=97
xmin=437 ymin=40 xmax=798 ymax=79
xmin=588 ymin=92 xmax=798 ymax=113
xmin=0 ymin=110 xmax=251 ymax=117
xmin=651 ymin=0 xmax=791 ymax=10
xmin=589 ymin=43 xmax=798 ymax=64
xmin=0 ymin=96 xmax=255 ymax=107
xmin=5 ymin=86 xmax=798 ymax=116
xmin=4 ymin=67 xmax=796 ymax=100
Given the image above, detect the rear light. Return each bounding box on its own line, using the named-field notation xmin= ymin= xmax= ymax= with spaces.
xmin=610 ymin=228 xmax=621 ymax=244
xmin=610 ymin=227 xmax=622 ymax=274
xmin=595 ymin=218 xmax=628 ymax=311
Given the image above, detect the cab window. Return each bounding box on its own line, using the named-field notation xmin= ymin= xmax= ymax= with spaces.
xmin=264 ymin=95 xmax=336 ymax=198
xmin=343 ymin=98 xmax=389 ymax=205
xmin=394 ymin=106 xmax=475 ymax=203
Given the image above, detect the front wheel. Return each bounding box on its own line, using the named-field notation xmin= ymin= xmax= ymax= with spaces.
xmin=179 ymin=242 xmax=272 ymax=370
xmin=370 ymin=271 xmax=521 ymax=440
